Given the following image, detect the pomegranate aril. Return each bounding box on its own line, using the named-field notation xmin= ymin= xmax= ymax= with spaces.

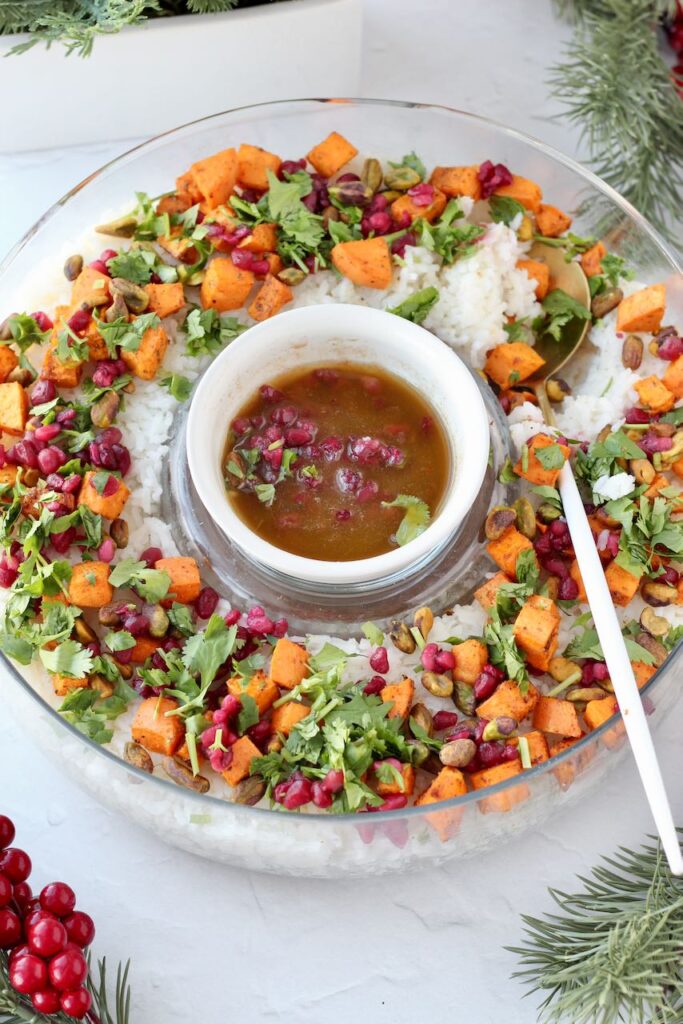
xmin=139 ymin=546 xmax=162 ymax=568
xmin=477 ymin=159 xmax=513 ymax=198
xmin=30 ymin=379 xmax=56 ymax=406
xmin=369 ymin=646 xmax=389 ymax=674
xmin=282 ymin=778 xmax=313 ymax=809
xmin=558 ymin=577 xmax=579 ymax=601
xmin=195 ymin=586 xmax=219 ymax=619
xmin=363 ymin=675 xmax=386 ymax=695
xmin=311 ymin=781 xmax=333 ymax=808
xmin=31 ymin=311 xmax=54 ymax=332
xmin=657 ymin=334 xmax=683 ymax=360
xmin=473 ymin=671 xmax=499 ymax=702
xmin=432 ymin=710 xmax=459 ymax=731
xmin=322 ymin=769 xmax=345 ymax=793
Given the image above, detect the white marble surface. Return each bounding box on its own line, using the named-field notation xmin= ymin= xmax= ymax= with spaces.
xmin=1 ymin=2 xmax=681 ymax=1021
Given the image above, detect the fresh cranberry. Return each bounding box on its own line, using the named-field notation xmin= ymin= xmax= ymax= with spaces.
xmin=63 ymin=912 xmax=95 ymax=948
xmin=322 ymin=769 xmax=344 ymax=793
xmin=0 ymin=816 xmax=15 ymax=850
xmin=195 ymin=586 xmax=219 ymax=619
xmin=558 ymin=577 xmax=579 ymax=601
xmin=32 ymin=988 xmax=62 ymax=1014
xmin=40 ymin=882 xmax=76 ymax=918
xmin=49 ymin=946 xmax=88 ymax=992
xmin=477 ymin=160 xmax=513 ymax=198
xmin=12 ymin=881 xmax=33 ymax=914
xmin=139 ymin=546 xmax=162 ymax=568
xmin=363 ymin=675 xmax=385 ymax=695
xmin=0 ymin=848 xmax=31 ymax=883
xmin=369 ymin=647 xmax=389 ymax=674
xmin=60 ymin=987 xmax=92 ymax=1019
xmin=0 ymin=874 xmax=11 ymax=909
xmin=28 ymin=916 xmax=68 ymax=957
xmin=0 ymin=908 xmax=22 ymax=948
xmin=9 ymin=954 xmax=48 ymax=995
xmin=432 ymin=710 xmax=459 ymax=731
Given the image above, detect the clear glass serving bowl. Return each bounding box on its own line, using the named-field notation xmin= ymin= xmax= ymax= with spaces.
xmin=1 ymin=99 xmax=681 ymax=878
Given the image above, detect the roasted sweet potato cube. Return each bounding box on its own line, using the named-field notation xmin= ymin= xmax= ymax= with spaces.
xmin=237 ymin=143 xmax=281 ymax=191
xmin=222 ymin=735 xmax=261 ymax=786
xmin=643 ymin=474 xmax=670 ymax=500
xmin=429 ymin=165 xmax=481 ymax=200
xmin=132 ymin=696 xmax=184 ymax=756
xmin=158 ymin=192 xmax=195 ymax=216
xmin=129 ymin=636 xmax=163 ymax=665
xmin=306 ymin=131 xmax=358 ymax=178
xmin=663 ymin=356 xmax=683 ymax=399
xmin=549 ymin=737 xmax=579 ymax=789
xmin=514 ymin=433 xmax=570 ymax=487
xmin=616 ymin=284 xmax=666 ymax=334
xmin=516 ymin=258 xmax=550 ymax=299
xmin=144 ymin=282 xmax=186 ymax=319
xmin=513 ymin=595 xmax=560 ymax=672
xmin=82 ymin=318 xmax=109 ymax=361
xmin=0 ymin=381 xmax=28 ymax=436
xmin=0 ymin=346 xmax=18 ymax=383
xmin=52 ymin=673 xmax=88 ymax=697
xmin=580 ymin=241 xmax=606 ymax=278
xmin=238 ymin=223 xmax=278 ymax=253
xmin=391 ymin=187 xmax=447 ymax=225
xmin=376 ymin=762 xmax=415 ymax=797
xmin=569 ymin=560 xmax=587 ymax=602
xmin=604 ymin=560 xmax=640 ymax=607
xmin=227 ymin=670 xmax=280 ymax=715
xmin=175 ymin=170 xmax=202 ymax=204
xmin=476 ymin=680 xmax=539 ymax=723
xmin=71 ymin=265 xmax=111 ymax=308
xmin=493 ymin=175 xmax=542 ymax=213
xmin=200 ymin=257 xmax=255 ymax=312
xmin=270 ymin=701 xmax=311 ymax=737
xmin=633 ymin=375 xmax=674 ymax=414
xmin=532 ymin=695 xmax=582 ymax=738
xmin=535 ymin=203 xmax=572 ymax=237
xmin=381 ymin=677 xmax=415 ymax=721
xmin=470 ymin=759 xmax=530 ymax=814
xmin=673 ymin=457 xmax=683 ymax=480
xmin=453 ymin=638 xmax=488 ymax=684
xmin=0 ymin=465 xmax=17 ymax=499
xmin=331 ymin=237 xmax=393 ymax=290
xmin=474 ymin=571 xmax=512 ymax=611
xmin=248 ymin=274 xmax=293 ymax=322
xmin=188 ymin=147 xmax=237 ymax=209
xmin=486 ymin=526 xmax=537 ymax=578
xmin=632 ymin=660 xmax=656 ymax=688
xmin=484 ymin=341 xmax=545 ymax=390
xmin=41 ymin=345 xmax=83 ymax=389
xmin=154 ymin=556 xmax=201 ymax=604
xmin=584 ymin=695 xmax=618 ymax=731
xmin=121 ymin=325 xmax=169 ymax=381
xmin=512 ymin=730 xmax=549 ymax=765
xmin=68 ymin=561 xmax=113 ymax=609
xmin=78 ymin=471 xmax=130 ymax=520
xmin=415 ymin=766 xmax=467 ymax=841
xmin=270 ymin=637 xmax=309 ymax=689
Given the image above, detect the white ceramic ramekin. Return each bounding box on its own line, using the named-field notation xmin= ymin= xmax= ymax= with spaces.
xmin=186 ymin=303 xmax=490 ymax=585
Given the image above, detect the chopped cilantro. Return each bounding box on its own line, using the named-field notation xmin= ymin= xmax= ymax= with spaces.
xmin=39 ymin=639 xmax=94 ymax=679
xmin=537 ymin=289 xmax=591 ymax=342
xmin=94 ymin=311 xmax=160 ymax=357
xmin=535 ymin=444 xmax=567 ymax=471
xmin=387 ymin=287 xmax=439 ymax=325
xmin=381 ymin=494 xmax=431 ymax=546
xmin=106 ymin=248 xmax=155 ymax=284
xmin=183 ymin=307 xmax=247 ymax=358
xmin=159 ymin=373 xmax=192 ymax=402
xmin=5 ymin=313 xmax=50 ymax=352
xmin=489 ymin=195 xmax=526 ymax=225
xmin=108 ymin=557 xmax=171 ymax=603
xmin=415 ymin=200 xmax=484 ymax=264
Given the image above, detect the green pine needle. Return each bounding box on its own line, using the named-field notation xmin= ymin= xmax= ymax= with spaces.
xmin=551 ymin=0 xmax=683 ymax=241
xmin=0 ymin=952 xmax=132 ymax=1023
xmin=509 ymin=830 xmax=683 ymax=1024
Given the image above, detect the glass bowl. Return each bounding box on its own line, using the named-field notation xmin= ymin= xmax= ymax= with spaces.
xmin=1 ymin=99 xmax=681 ymax=878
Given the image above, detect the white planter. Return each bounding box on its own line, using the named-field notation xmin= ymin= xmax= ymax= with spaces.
xmin=0 ymin=0 xmax=362 ymax=152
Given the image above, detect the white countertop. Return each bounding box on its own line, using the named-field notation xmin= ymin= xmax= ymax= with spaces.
xmin=1 ymin=2 xmax=681 ymax=1021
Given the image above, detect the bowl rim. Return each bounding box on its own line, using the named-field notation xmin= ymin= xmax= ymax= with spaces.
xmin=185 ymin=302 xmax=490 ymax=584
xmin=1 ymin=96 xmax=681 ymax=829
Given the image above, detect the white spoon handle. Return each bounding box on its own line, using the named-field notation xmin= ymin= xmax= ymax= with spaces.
xmin=558 ymin=463 xmax=683 ymax=876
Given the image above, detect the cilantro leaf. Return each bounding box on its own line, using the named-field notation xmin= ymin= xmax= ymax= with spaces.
xmin=538 ymin=288 xmax=591 ymax=342
xmin=106 ymin=248 xmax=155 ymax=284
xmin=236 ymin=693 xmax=259 ymax=735
xmin=108 ymin=558 xmax=171 ymax=603
xmin=39 ymin=639 xmax=94 ymax=679
xmin=535 ymin=444 xmax=567 ymax=471
xmin=381 ymin=494 xmax=431 ymax=546
xmin=489 ymin=195 xmax=526 ymax=225
xmin=94 ymin=311 xmax=160 ymax=356
xmin=183 ymin=307 xmax=247 ymax=358
xmin=387 ymin=287 xmax=439 ymax=325
xmin=6 ymin=313 xmax=50 ymax=352
xmin=415 ymin=200 xmax=484 ymax=264
xmin=182 ymin=615 xmax=238 ymax=693
xmin=484 ymin=608 xmax=529 ymax=692
xmin=103 ymin=630 xmax=136 ymax=652
xmin=159 ymin=373 xmax=192 ymax=402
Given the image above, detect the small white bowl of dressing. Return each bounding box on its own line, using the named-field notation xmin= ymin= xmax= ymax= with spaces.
xmin=186 ymin=303 xmax=490 ymax=586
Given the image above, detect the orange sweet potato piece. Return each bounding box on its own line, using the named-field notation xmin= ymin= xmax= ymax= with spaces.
xmin=121 ymin=325 xmax=169 ymax=381
xmin=238 ymin=223 xmax=278 ymax=253
xmin=549 ymin=736 xmax=579 ymax=789
xmin=381 ymin=677 xmax=415 ymax=721
xmin=80 ymin=318 xmax=109 ymax=361
xmin=78 ymin=471 xmax=130 ymax=520
xmin=306 ymin=132 xmax=358 ymax=179
xmin=0 ymin=381 xmax=28 ymax=436
xmin=475 ymin=571 xmax=513 ymax=611
xmin=486 ymin=526 xmax=537 ymax=578
xmin=227 ymin=670 xmax=280 ymax=715
xmin=584 ymin=695 xmax=618 ymax=731
xmin=41 ymin=342 xmax=83 ymax=389
xmin=494 ymin=175 xmax=542 ymax=213
xmin=673 ymin=457 xmax=683 ymax=480
xmin=535 ymin=203 xmax=572 ymax=237
xmin=376 ymin=762 xmax=415 ymax=797
xmin=132 ymin=696 xmax=184 ymax=756
xmin=130 ymin=636 xmax=163 ymax=665
xmin=269 ymin=637 xmax=309 ymax=689
xmin=144 ymin=282 xmax=186 ymax=319
xmin=532 ymin=695 xmax=582 ymax=738
xmin=222 ymin=735 xmax=261 ymax=786
xmin=157 ymin=192 xmax=195 ymax=216
xmin=188 ymin=148 xmax=238 ymax=209
xmin=633 ymin=661 xmax=656 ymax=688
xmin=237 ymin=144 xmax=281 ymax=191
xmin=453 ymin=638 xmax=488 ymax=684
xmin=391 ymin=187 xmax=447 ymax=225
xmin=512 ymin=730 xmax=549 ymax=765
xmin=643 ymin=474 xmax=670 ymax=500
xmin=663 ymin=356 xmax=683 ymax=399
xmin=154 ymin=556 xmax=201 ymax=604
xmin=52 ymin=673 xmax=88 ymax=697
xmin=248 ymin=274 xmax=293 ymax=322
xmin=331 ymin=237 xmax=393 ymax=290
xmin=0 ymin=465 xmax=17 ymax=498
xmin=514 ymin=433 xmax=570 ymax=487
xmin=470 ymin=759 xmax=530 ymax=814
xmin=616 ymin=284 xmax=666 ymax=334
xmin=175 ymin=170 xmax=202 ymax=204
xmin=484 ymin=341 xmax=545 ymax=390
xmin=516 ymin=258 xmax=550 ymax=300
xmin=68 ymin=561 xmax=113 ymax=609
xmin=604 ymin=560 xmax=640 ymax=607
xmin=71 ymin=266 xmax=110 ymax=308
xmin=0 ymin=346 xmax=18 ymax=383
xmin=633 ymin=375 xmax=675 ymax=414
xmin=476 ymin=680 xmax=539 ymax=724
xmin=569 ymin=560 xmax=587 ymax=602
xmin=580 ymin=241 xmax=606 ymax=278
xmin=263 ymin=253 xmax=283 ymax=277
xmin=513 ymin=595 xmax=560 ymax=672
xmin=270 ymin=701 xmax=311 ymax=737
xmin=415 ymin=766 xmax=467 ymax=841
xmin=200 ymin=257 xmax=255 ymax=312
xmin=429 ymin=166 xmax=481 ymax=200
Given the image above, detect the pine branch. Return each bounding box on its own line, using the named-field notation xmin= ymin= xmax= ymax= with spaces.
xmin=185 ymin=0 xmax=239 ymax=11
xmin=551 ymin=0 xmax=683 ymax=241
xmin=509 ymin=830 xmax=683 ymax=1024
xmin=0 ymin=952 xmax=132 ymax=1024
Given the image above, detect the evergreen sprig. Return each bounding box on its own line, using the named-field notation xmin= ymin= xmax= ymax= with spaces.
xmin=0 ymin=953 xmax=132 ymax=1024
xmin=551 ymin=0 xmax=683 ymax=240
xmin=509 ymin=830 xmax=683 ymax=1024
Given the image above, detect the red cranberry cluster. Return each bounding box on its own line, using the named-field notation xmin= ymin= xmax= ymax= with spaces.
xmin=0 ymin=815 xmax=95 ymax=1019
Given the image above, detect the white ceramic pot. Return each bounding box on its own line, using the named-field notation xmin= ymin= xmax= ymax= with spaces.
xmin=187 ymin=303 xmax=490 ymax=586
xmin=0 ymin=0 xmax=362 ymax=153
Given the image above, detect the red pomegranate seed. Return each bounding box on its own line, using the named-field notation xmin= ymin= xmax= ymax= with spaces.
xmin=477 ymin=160 xmax=513 ymax=198
xmin=139 ymin=546 xmax=162 ymax=568
xmin=432 ymin=710 xmax=459 ymax=731
xmin=369 ymin=646 xmax=389 ymax=674
xmin=30 ymin=311 xmax=54 ymax=332
xmin=195 ymin=586 xmax=219 ymax=619
xmin=363 ymin=675 xmax=385 ymax=695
